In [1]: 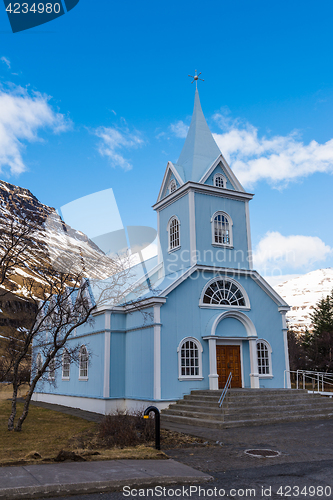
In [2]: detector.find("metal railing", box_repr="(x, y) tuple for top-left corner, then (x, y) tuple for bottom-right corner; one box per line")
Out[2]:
(284, 370), (333, 394)
(218, 372), (232, 408)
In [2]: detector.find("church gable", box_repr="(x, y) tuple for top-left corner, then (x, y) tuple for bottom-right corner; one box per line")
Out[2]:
(202, 162), (236, 191)
(199, 155), (245, 193)
(157, 161), (184, 202)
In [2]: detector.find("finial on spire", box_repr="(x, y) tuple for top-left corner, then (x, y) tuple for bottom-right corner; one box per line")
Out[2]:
(188, 69), (204, 89)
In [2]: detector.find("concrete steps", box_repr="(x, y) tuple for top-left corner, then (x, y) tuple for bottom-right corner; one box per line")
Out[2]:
(161, 388), (333, 429)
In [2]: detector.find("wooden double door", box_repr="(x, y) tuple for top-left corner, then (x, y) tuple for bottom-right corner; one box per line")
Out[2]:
(216, 345), (242, 389)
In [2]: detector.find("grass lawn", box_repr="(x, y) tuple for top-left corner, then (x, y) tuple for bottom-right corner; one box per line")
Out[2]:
(0, 384), (167, 466)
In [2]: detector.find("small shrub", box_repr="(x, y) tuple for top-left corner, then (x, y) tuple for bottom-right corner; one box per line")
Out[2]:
(98, 409), (155, 448)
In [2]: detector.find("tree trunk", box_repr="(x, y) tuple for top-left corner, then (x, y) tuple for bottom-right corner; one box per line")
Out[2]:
(14, 377), (38, 432)
(8, 379), (18, 431)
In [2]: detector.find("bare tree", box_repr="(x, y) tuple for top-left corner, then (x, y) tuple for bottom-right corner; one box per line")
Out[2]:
(0, 208), (150, 431)
(0, 295), (34, 386)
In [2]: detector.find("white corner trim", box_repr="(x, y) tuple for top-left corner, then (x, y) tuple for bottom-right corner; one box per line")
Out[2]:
(153, 304), (162, 400)
(280, 309), (291, 388)
(245, 201), (253, 270)
(103, 329), (111, 398)
(157, 211), (162, 265)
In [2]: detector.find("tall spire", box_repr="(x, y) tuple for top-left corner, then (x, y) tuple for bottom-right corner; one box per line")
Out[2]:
(175, 89), (221, 183)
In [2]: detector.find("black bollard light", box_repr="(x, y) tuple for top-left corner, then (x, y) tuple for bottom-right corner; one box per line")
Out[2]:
(143, 406), (160, 450)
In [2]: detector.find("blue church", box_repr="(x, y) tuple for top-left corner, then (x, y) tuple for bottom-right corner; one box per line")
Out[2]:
(33, 89), (291, 414)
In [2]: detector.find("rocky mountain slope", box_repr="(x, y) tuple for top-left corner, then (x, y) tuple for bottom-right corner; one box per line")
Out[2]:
(0, 179), (114, 298)
(273, 268), (333, 331)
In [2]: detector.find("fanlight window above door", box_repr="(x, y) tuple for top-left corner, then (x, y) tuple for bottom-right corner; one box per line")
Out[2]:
(202, 279), (246, 306)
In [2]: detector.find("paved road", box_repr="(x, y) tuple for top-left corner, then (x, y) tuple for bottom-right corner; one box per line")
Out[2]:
(41, 460), (333, 499)
(40, 418), (333, 500)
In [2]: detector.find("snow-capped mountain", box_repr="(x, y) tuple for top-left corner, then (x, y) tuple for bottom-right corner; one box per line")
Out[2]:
(273, 268), (333, 331)
(0, 179), (113, 298)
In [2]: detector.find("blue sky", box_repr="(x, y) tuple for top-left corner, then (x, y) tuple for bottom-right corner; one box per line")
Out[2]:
(1, 0), (333, 284)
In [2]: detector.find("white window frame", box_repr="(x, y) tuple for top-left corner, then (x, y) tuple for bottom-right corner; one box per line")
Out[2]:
(168, 179), (177, 194)
(177, 337), (203, 381)
(167, 215), (181, 252)
(199, 276), (250, 309)
(256, 339), (273, 378)
(79, 345), (89, 380)
(62, 349), (70, 380)
(211, 211), (233, 248)
(48, 359), (56, 381)
(214, 173), (227, 189)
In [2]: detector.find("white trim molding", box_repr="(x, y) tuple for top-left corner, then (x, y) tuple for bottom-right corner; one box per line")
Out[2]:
(211, 310), (257, 337)
(208, 337), (218, 390)
(153, 304), (162, 400)
(245, 201), (253, 270)
(153, 180), (253, 212)
(249, 338), (260, 388)
(188, 190), (197, 266)
(32, 393), (174, 415)
(103, 311), (111, 398)
(177, 336), (203, 381)
(279, 308), (291, 388)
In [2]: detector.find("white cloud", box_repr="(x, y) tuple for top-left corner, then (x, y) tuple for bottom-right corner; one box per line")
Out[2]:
(1, 57), (10, 69)
(94, 127), (143, 171)
(0, 85), (70, 175)
(212, 113), (333, 188)
(253, 231), (332, 272)
(170, 120), (189, 139)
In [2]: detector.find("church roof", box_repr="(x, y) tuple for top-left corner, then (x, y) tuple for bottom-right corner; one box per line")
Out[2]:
(175, 89), (222, 183)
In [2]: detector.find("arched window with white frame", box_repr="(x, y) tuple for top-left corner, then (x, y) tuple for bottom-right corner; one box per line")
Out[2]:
(167, 216), (180, 251)
(169, 179), (177, 194)
(177, 337), (203, 380)
(62, 349), (70, 380)
(79, 345), (88, 380)
(200, 277), (249, 308)
(211, 211), (233, 247)
(257, 340), (272, 377)
(214, 173), (226, 189)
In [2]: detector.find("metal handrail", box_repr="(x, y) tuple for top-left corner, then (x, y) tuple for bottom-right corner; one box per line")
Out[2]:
(284, 369), (333, 393)
(218, 372), (232, 408)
